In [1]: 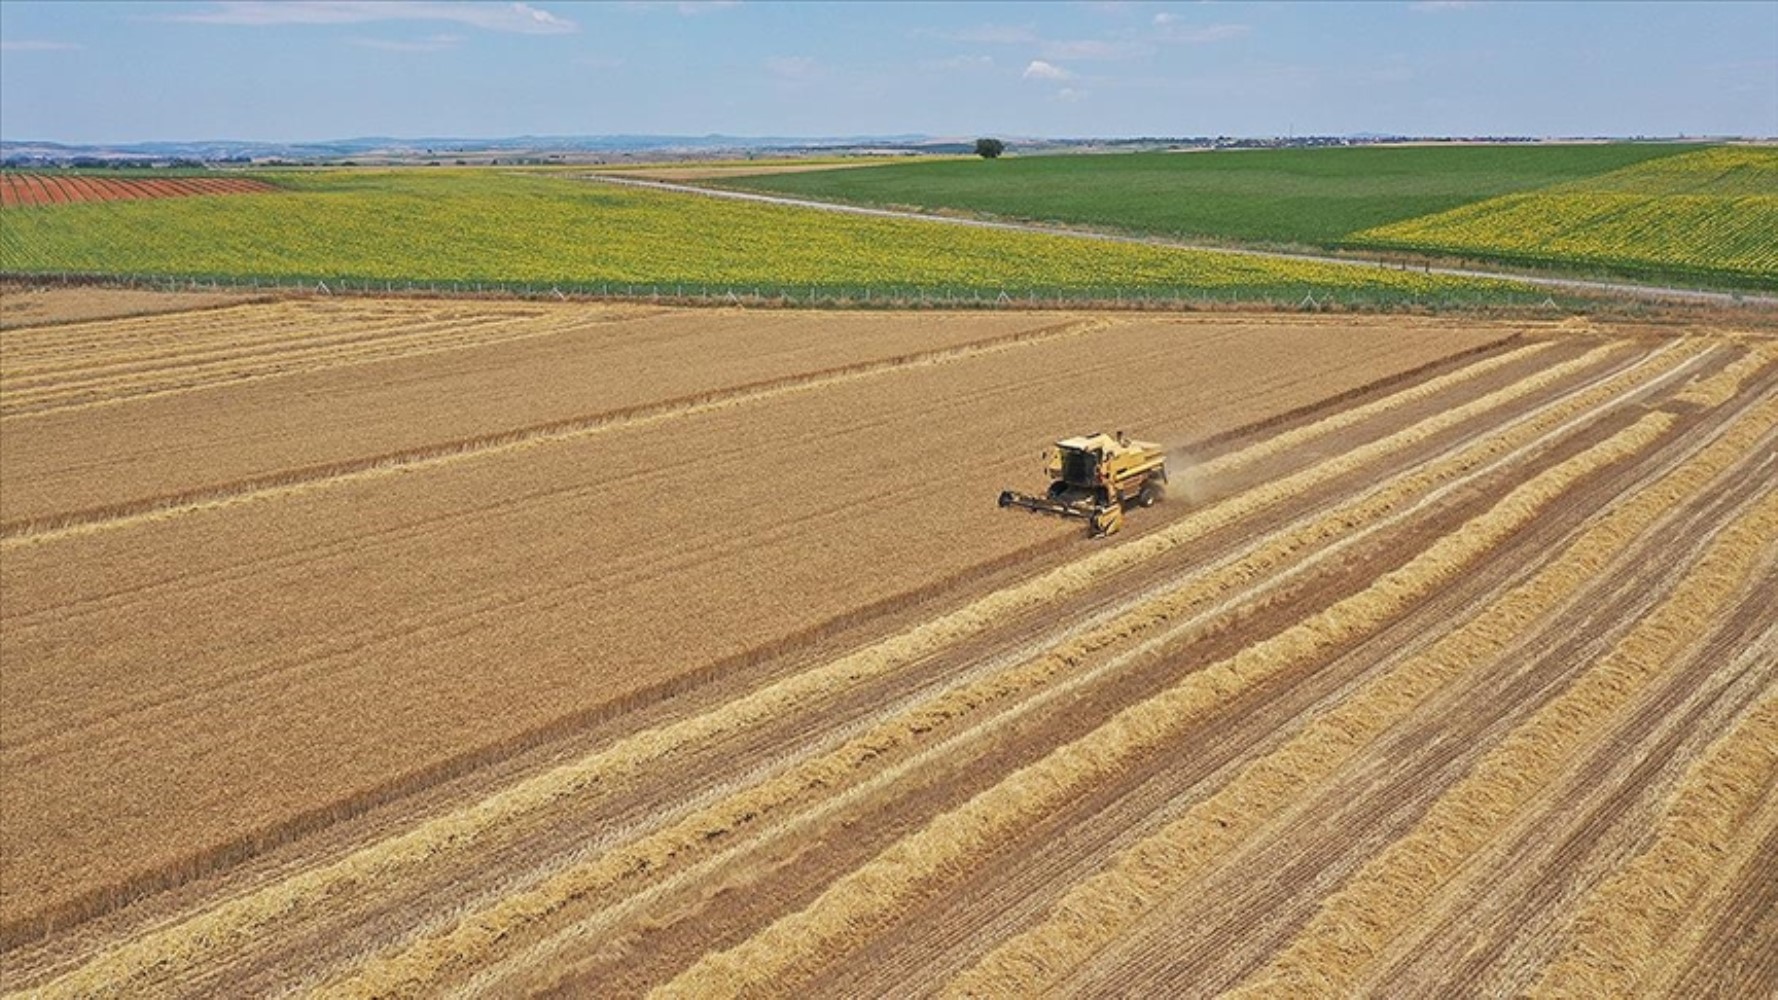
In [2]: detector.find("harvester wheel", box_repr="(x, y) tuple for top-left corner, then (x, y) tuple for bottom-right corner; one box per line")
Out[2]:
(1138, 477), (1166, 508)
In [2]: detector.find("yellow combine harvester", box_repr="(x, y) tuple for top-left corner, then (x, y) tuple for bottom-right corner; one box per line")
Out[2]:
(998, 431), (1168, 537)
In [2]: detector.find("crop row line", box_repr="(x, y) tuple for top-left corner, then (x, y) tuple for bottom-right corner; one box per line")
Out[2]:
(464, 336), (1713, 996)
(0, 312), (593, 418)
(0, 312), (525, 388)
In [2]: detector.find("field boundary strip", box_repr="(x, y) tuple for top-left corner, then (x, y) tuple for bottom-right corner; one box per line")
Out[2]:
(946, 390), (1778, 997)
(15, 338), (1596, 995)
(319, 338), (1701, 996)
(652, 412), (1677, 997)
(0, 316), (1123, 544)
(1229, 448), (1778, 998)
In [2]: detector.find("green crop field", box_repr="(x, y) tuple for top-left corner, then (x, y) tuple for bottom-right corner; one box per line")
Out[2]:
(0, 168), (1526, 306)
(713, 144), (1700, 248)
(711, 143), (1776, 290)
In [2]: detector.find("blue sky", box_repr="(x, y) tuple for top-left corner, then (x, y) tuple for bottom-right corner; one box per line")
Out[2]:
(2, 1), (1773, 143)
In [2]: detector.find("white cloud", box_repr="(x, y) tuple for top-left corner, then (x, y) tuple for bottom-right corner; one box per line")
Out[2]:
(0, 39), (84, 51)
(1022, 60), (1074, 81)
(349, 33), (462, 51)
(1056, 87), (1087, 103)
(1154, 12), (1179, 27)
(160, 2), (577, 35)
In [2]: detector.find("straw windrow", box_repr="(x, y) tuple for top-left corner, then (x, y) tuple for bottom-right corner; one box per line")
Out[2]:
(1674, 342), (1775, 407)
(1230, 471), (1778, 998)
(1528, 690), (1778, 999)
(946, 391), (1778, 998)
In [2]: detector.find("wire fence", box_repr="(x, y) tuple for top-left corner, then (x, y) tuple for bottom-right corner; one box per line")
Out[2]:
(3, 268), (1593, 314)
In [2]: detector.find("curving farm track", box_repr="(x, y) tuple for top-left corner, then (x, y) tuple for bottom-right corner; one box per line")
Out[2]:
(0, 296), (1773, 997)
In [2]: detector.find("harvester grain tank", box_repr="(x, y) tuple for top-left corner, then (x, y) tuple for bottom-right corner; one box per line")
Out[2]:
(998, 431), (1168, 537)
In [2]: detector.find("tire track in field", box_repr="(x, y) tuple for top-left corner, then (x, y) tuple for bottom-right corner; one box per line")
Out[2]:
(14, 339), (1620, 995)
(349, 339), (1682, 998)
(652, 415), (1675, 997)
(1229, 468), (1778, 998)
(0, 316), (1122, 544)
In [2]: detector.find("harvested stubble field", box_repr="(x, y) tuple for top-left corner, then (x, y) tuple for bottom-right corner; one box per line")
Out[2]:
(1, 294), (1773, 998)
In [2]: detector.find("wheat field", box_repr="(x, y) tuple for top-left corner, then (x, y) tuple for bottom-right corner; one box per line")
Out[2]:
(1, 290), (1772, 997)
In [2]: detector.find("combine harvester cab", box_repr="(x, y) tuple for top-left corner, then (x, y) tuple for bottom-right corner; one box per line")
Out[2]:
(999, 431), (1168, 537)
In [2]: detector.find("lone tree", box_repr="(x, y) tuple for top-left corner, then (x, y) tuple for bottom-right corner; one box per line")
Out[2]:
(974, 137), (1006, 159)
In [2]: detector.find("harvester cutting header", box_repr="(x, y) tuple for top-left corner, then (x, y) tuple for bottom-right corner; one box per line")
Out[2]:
(999, 431), (1168, 537)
